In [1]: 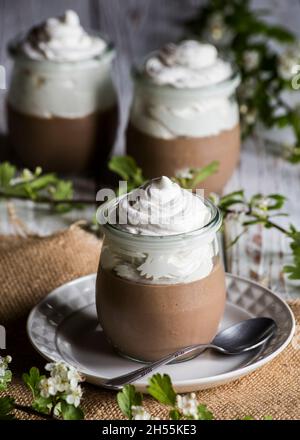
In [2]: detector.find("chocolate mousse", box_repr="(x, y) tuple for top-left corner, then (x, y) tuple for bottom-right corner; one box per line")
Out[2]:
(7, 105), (117, 174)
(97, 260), (225, 362)
(127, 123), (240, 194)
(96, 176), (226, 362)
(126, 40), (241, 193)
(7, 10), (118, 175)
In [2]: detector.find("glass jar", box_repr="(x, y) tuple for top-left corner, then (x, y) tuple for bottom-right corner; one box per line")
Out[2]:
(126, 71), (240, 194)
(7, 36), (118, 175)
(96, 196), (226, 362)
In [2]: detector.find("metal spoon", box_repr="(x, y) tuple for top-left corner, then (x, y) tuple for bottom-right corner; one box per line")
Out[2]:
(100, 317), (277, 390)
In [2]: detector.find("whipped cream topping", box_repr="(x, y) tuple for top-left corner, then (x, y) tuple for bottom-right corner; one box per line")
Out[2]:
(130, 94), (239, 139)
(130, 40), (239, 139)
(100, 177), (219, 284)
(143, 40), (232, 88)
(19, 10), (107, 62)
(111, 176), (211, 236)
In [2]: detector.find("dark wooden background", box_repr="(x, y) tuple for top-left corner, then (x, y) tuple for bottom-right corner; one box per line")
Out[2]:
(1, 0), (300, 153)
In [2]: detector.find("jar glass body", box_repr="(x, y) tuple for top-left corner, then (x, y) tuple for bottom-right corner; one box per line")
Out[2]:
(127, 72), (240, 193)
(7, 47), (118, 175)
(96, 197), (226, 362)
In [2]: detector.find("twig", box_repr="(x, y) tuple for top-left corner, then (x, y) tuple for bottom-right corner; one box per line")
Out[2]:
(0, 191), (97, 206)
(224, 208), (291, 236)
(14, 403), (56, 420)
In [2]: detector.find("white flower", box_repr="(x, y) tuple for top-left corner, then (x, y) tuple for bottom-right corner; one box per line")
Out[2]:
(240, 104), (248, 115)
(46, 362), (68, 380)
(207, 13), (227, 42)
(0, 355), (12, 379)
(52, 375), (69, 393)
(67, 367), (83, 390)
(175, 168), (193, 180)
(278, 44), (300, 80)
(42, 362), (84, 398)
(243, 50), (260, 72)
(0, 355), (12, 368)
(39, 379), (55, 398)
(131, 405), (153, 420)
(245, 109), (257, 125)
(238, 78), (257, 99)
(176, 393), (198, 419)
(66, 385), (83, 408)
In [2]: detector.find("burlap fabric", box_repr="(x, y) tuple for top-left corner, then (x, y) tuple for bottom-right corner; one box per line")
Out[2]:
(0, 225), (299, 420)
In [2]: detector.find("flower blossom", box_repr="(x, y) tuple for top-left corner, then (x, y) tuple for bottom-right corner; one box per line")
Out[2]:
(176, 392), (198, 419)
(243, 50), (260, 72)
(278, 45), (300, 80)
(39, 361), (84, 407)
(131, 405), (160, 420)
(0, 355), (12, 379)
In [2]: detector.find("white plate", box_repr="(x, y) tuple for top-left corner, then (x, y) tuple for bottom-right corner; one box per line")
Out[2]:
(27, 273), (295, 393)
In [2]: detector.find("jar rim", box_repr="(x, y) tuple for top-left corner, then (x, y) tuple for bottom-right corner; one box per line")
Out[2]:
(97, 194), (222, 244)
(7, 29), (115, 64)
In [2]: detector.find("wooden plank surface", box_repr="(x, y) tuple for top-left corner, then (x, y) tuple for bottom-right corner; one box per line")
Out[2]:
(0, 0), (300, 299)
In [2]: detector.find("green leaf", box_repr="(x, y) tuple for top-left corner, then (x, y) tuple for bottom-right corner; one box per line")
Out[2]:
(258, 24), (295, 42)
(108, 155), (145, 194)
(218, 190), (245, 210)
(51, 180), (73, 201)
(242, 415), (255, 420)
(60, 401), (84, 420)
(263, 415), (273, 420)
(0, 162), (16, 188)
(283, 231), (300, 280)
(197, 404), (214, 420)
(147, 374), (176, 407)
(190, 161), (219, 188)
(0, 397), (15, 420)
(22, 367), (43, 397)
(250, 193), (286, 211)
(169, 409), (181, 420)
(109, 155), (144, 182)
(15, 174), (59, 199)
(117, 384), (143, 419)
(32, 396), (53, 415)
(50, 180), (74, 213)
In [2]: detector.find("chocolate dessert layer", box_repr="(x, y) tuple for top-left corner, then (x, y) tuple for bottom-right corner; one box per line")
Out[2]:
(96, 260), (226, 362)
(127, 123), (240, 194)
(7, 103), (118, 175)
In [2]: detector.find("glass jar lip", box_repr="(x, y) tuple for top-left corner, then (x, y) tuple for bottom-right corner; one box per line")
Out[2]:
(98, 194), (222, 244)
(7, 29), (115, 64)
(131, 56), (240, 96)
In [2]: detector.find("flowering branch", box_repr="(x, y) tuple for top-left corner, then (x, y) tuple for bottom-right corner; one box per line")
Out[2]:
(0, 357), (85, 420)
(1, 156), (299, 280)
(117, 373), (272, 420)
(186, 0), (300, 162)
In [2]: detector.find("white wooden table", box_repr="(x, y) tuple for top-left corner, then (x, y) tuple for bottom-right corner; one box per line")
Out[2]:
(1, 0), (300, 300)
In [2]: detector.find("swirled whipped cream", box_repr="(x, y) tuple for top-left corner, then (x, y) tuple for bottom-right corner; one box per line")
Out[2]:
(111, 176), (210, 235)
(131, 40), (239, 139)
(19, 10), (107, 62)
(143, 40), (231, 88)
(100, 177), (218, 284)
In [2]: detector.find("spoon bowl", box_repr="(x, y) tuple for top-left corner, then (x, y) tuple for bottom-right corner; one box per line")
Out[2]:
(212, 318), (277, 354)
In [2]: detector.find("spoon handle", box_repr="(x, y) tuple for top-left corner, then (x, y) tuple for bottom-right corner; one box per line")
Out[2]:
(101, 343), (213, 389)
